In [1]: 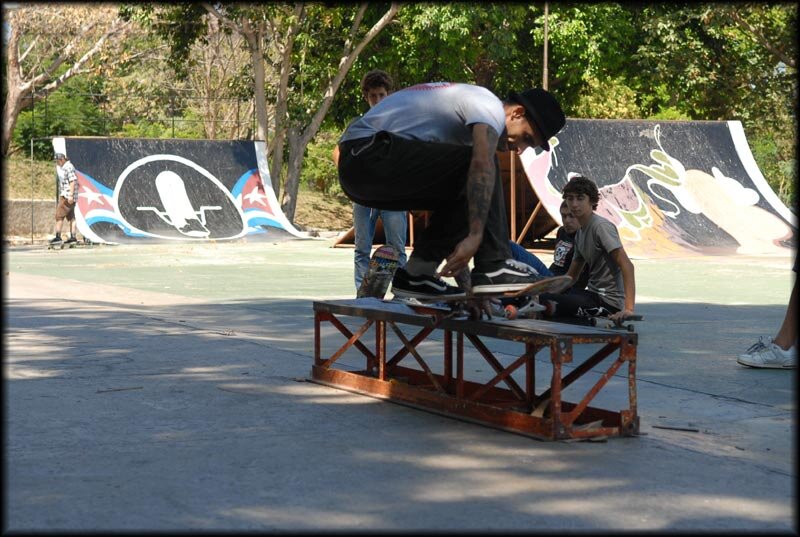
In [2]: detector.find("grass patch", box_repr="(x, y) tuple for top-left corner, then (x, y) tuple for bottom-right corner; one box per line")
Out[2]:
(4, 154), (58, 200)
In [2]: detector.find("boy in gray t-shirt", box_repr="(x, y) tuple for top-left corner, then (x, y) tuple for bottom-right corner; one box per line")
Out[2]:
(540, 175), (637, 324)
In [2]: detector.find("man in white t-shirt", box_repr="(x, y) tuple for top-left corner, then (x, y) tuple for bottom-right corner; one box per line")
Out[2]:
(336, 83), (566, 298)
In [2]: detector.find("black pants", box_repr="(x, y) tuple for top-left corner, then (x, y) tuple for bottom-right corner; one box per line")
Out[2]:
(540, 288), (620, 318)
(337, 132), (511, 270)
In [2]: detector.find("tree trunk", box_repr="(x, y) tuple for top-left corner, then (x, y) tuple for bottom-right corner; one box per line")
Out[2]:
(279, 2), (399, 222)
(2, 24), (24, 157)
(281, 128), (306, 223)
(269, 3), (304, 200)
(2, 86), (26, 157)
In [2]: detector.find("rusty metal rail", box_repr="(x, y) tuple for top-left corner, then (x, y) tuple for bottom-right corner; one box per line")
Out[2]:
(311, 299), (639, 441)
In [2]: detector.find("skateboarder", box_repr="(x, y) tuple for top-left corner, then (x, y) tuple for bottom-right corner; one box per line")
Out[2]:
(336, 83), (566, 299)
(539, 175), (637, 324)
(49, 153), (79, 247)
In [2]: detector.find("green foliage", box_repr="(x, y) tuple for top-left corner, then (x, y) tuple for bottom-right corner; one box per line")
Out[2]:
(647, 107), (692, 121)
(300, 128), (341, 194)
(8, 2), (796, 209)
(749, 128), (797, 208)
(536, 3), (640, 108)
(121, 3), (209, 80)
(573, 77), (641, 119)
(13, 80), (107, 159)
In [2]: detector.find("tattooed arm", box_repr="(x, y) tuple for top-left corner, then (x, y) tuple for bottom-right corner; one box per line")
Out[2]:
(438, 123), (499, 278)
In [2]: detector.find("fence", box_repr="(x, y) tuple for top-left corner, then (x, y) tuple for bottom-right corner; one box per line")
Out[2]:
(23, 90), (258, 141)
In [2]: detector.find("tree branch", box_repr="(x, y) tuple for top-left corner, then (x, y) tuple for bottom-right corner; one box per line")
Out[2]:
(37, 17), (131, 94)
(202, 2), (245, 36)
(729, 11), (795, 68)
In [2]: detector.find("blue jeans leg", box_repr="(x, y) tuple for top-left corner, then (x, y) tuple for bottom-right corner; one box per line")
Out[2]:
(353, 203), (378, 290)
(509, 241), (553, 277)
(378, 210), (408, 267)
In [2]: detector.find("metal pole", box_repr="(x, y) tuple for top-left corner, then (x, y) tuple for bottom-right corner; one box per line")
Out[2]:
(171, 94), (175, 138)
(30, 137), (34, 245)
(543, 2), (549, 90)
(31, 88), (35, 244)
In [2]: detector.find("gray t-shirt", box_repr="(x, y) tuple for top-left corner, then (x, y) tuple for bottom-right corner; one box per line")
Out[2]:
(573, 213), (625, 310)
(340, 82), (505, 146)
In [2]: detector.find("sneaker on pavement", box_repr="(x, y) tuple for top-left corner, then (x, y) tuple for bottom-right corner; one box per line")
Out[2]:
(471, 259), (542, 294)
(741, 336), (772, 355)
(391, 267), (466, 299)
(737, 342), (796, 369)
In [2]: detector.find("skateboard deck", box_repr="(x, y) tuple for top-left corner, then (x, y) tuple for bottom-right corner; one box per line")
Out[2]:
(587, 314), (643, 330)
(47, 239), (93, 250)
(395, 274), (573, 320)
(556, 313), (644, 331)
(357, 244), (401, 299)
(402, 274), (573, 304)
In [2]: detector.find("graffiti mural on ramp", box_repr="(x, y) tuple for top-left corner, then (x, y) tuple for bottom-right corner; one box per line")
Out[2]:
(53, 137), (307, 244)
(519, 119), (796, 257)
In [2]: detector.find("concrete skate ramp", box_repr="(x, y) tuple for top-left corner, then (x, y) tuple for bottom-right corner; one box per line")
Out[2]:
(520, 119), (796, 257)
(53, 137), (308, 244)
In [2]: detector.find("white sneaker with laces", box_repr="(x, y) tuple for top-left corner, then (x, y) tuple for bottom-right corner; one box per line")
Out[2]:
(737, 342), (797, 369)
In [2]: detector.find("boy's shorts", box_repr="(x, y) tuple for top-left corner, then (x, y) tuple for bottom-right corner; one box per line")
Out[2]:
(55, 196), (75, 220)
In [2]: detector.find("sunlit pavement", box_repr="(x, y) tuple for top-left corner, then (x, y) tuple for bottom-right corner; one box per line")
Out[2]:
(4, 239), (796, 531)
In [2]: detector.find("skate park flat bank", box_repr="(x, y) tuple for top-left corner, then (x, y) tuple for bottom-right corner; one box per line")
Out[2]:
(4, 238), (796, 532)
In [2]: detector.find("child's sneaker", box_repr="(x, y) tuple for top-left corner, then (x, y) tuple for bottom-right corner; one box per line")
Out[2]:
(64, 236), (78, 245)
(471, 259), (542, 294)
(49, 236), (63, 245)
(737, 341), (796, 369)
(391, 267), (465, 299)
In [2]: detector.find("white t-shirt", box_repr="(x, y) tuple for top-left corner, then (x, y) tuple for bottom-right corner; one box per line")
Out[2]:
(340, 82), (505, 146)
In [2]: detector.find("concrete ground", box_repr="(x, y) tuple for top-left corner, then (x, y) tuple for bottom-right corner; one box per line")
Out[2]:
(4, 237), (797, 532)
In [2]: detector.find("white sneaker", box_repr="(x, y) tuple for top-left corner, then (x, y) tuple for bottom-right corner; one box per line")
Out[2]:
(737, 342), (797, 369)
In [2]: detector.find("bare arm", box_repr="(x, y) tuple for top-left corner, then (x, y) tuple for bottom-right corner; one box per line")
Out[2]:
(609, 246), (636, 321)
(332, 144), (340, 167)
(438, 123), (499, 277)
(565, 258), (585, 283)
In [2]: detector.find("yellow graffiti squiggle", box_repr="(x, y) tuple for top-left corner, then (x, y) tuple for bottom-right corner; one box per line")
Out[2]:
(626, 125), (697, 218)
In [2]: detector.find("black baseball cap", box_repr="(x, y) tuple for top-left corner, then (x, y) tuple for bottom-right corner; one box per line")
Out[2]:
(507, 88), (566, 151)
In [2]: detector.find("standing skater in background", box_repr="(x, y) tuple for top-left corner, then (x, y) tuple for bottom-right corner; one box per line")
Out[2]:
(334, 69), (408, 292)
(49, 153), (79, 246)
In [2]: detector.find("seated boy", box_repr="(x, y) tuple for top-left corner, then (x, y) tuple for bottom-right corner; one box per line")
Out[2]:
(501, 201), (590, 316)
(540, 175), (636, 324)
(508, 200), (590, 285)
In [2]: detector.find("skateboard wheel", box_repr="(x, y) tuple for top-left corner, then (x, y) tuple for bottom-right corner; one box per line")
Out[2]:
(504, 305), (518, 320)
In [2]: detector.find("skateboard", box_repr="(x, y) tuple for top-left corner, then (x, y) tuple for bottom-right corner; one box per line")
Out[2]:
(357, 244), (402, 299)
(47, 239), (93, 250)
(587, 314), (644, 331)
(395, 274), (573, 320)
(556, 313), (645, 331)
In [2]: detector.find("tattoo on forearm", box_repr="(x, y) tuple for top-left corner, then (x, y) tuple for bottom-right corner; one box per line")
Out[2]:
(467, 126), (499, 234)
